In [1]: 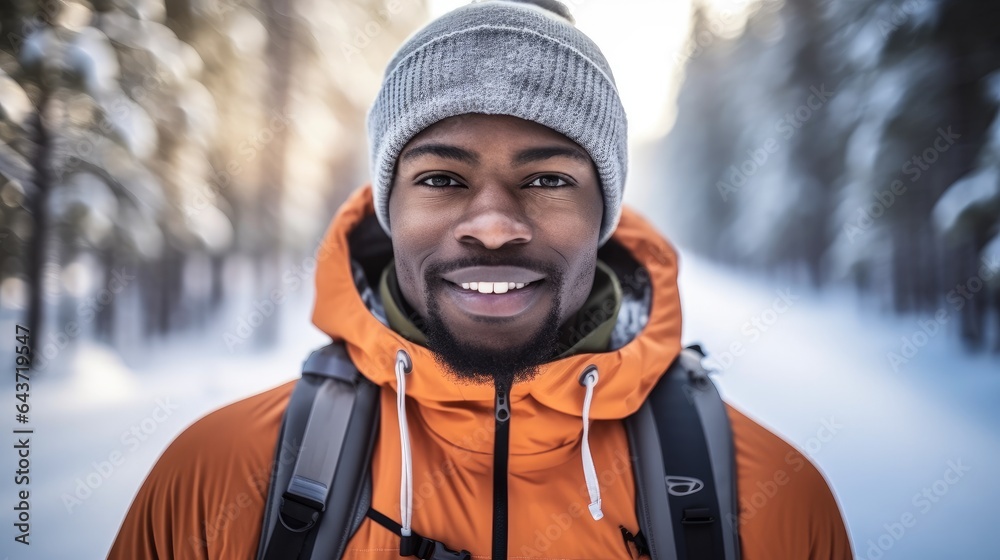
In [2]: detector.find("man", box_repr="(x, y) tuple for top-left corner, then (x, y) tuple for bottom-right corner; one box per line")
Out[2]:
(110, 1), (853, 558)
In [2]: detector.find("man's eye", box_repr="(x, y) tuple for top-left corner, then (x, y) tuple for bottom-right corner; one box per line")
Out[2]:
(419, 175), (462, 187)
(527, 175), (569, 188)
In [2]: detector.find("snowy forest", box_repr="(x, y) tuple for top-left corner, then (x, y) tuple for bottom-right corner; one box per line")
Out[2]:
(651, 0), (1000, 351)
(0, 0), (428, 369)
(1, 0), (999, 372)
(0, 1), (997, 559)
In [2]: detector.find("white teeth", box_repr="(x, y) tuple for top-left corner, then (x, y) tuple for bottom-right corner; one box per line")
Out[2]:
(457, 281), (533, 292)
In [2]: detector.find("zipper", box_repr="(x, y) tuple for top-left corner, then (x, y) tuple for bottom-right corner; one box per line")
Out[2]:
(492, 388), (511, 559)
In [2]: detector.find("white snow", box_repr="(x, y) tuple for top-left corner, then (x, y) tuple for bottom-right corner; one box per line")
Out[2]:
(987, 70), (1000, 103)
(678, 253), (999, 560)
(50, 171), (119, 221)
(931, 165), (1000, 233)
(18, 28), (61, 70)
(0, 293), (327, 558)
(982, 231), (1000, 266)
(0, 254), (997, 559)
(184, 203), (235, 254)
(66, 27), (122, 96)
(98, 92), (158, 160)
(0, 70), (33, 128)
(177, 80), (218, 148)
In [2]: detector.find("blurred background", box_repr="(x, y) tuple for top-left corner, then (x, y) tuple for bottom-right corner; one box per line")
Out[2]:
(0, 0), (997, 558)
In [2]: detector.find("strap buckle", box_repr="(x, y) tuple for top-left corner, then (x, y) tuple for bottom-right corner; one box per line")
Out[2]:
(620, 526), (650, 558)
(401, 534), (471, 560)
(277, 492), (324, 533)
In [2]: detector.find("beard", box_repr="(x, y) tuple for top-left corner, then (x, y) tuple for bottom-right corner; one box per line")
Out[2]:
(421, 257), (564, 391)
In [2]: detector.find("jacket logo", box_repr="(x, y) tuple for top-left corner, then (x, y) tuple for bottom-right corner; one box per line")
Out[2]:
(665, 476), (704, 496)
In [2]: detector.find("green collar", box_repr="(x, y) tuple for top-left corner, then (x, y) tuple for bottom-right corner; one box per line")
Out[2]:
(378, 260), (622, 359)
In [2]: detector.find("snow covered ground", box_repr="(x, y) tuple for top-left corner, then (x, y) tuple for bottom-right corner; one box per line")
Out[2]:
(0, 253), (997, 559)
(0, 292), (329, 560)
(678, 255), (999, 560)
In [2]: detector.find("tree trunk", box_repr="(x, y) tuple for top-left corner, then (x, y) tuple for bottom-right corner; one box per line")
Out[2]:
(95, 247), (116, 342)
(255, 0), (297, 347)
(26, 84), (52, 372)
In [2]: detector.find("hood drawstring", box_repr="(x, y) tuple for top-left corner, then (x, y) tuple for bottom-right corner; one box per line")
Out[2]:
(395, 351), (604, 537)
(579, 365), (604, 521)
(395, 349), (414, 537)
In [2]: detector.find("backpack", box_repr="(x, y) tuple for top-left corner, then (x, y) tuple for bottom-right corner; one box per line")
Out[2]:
(256, 342), (741, 560)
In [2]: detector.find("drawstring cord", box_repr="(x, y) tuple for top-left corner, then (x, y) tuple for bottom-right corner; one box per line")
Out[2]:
(395, 350), (604, 542)
(380, 348), (472, 559)
(395, 349), (414, 537)
(579, 365), (604, 521)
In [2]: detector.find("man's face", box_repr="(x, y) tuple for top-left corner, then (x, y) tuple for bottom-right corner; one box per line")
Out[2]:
(388, 114), (603, 387)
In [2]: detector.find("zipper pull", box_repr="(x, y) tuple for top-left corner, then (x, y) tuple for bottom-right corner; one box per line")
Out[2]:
(495, 390), (510, 423)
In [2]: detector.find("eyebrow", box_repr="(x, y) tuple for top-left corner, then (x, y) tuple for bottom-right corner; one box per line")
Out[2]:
(400, 143), (479, 165)
(399, 143), (592, 167)
(512, 146), (591, 166)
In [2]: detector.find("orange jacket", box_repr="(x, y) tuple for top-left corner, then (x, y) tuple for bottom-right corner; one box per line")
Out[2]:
(109, 185), (853, 559)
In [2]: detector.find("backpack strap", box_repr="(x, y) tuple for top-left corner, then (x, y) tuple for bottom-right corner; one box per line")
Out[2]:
(256, 342), (381, 560)
(366, 508), (472, 560)
(625, 345), (741, 560)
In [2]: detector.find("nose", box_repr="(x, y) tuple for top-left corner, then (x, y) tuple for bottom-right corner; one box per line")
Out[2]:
(453, 185), (532, 249)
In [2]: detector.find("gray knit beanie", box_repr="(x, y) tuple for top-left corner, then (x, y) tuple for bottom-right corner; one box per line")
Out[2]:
(366, 0), (628, 246)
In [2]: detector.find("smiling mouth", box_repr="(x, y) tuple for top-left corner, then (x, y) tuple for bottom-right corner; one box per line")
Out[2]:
(439, 279), (546, 319)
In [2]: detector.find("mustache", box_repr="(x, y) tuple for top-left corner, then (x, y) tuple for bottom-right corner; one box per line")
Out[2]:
(424, 254), (563, 280)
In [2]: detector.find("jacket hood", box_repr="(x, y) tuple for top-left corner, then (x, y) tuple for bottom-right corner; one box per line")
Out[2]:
(311, 185), (681, 461)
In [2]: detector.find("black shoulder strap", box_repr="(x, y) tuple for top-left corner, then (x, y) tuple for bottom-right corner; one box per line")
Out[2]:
(625, 345), (741, 560)
(256, 342), (380, 560)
